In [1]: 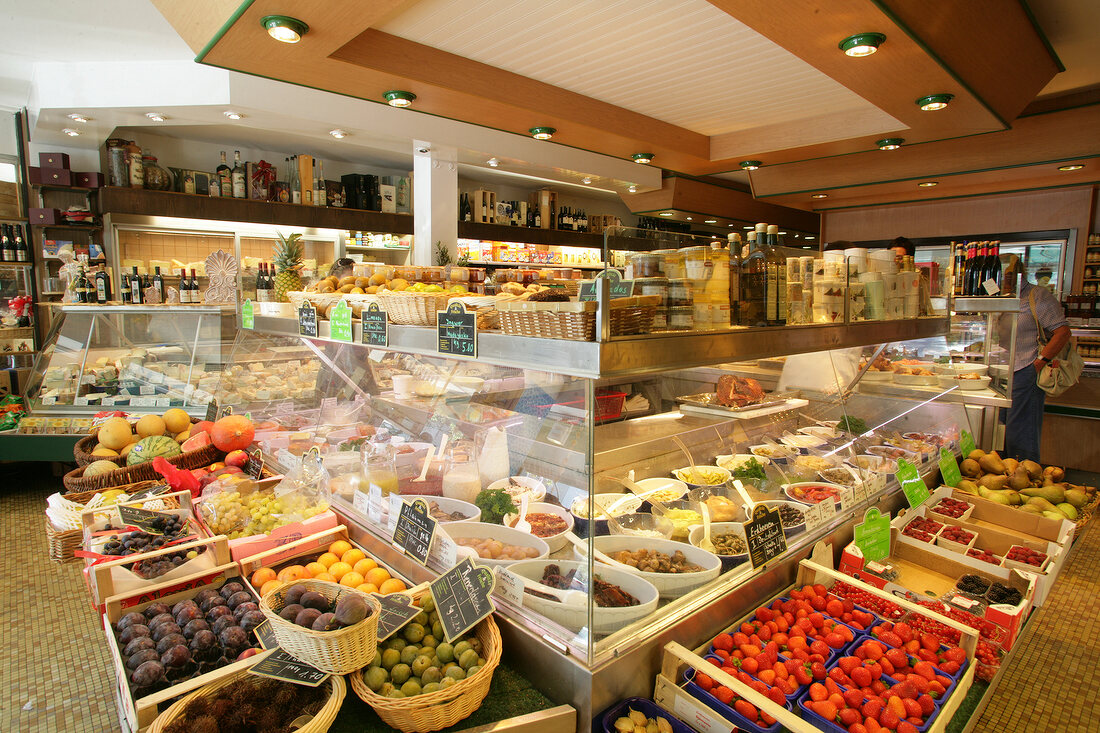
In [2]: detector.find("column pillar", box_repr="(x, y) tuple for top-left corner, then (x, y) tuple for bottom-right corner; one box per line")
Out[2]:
(412, 141), (458, 267)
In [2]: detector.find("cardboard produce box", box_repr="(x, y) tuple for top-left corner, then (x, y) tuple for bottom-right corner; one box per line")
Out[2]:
(937, 485), (1074, 545)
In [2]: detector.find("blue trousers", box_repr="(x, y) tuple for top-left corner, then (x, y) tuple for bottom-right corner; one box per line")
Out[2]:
(1003, 366), (1045, 462)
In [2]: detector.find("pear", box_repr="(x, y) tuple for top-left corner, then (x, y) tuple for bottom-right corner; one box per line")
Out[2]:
(1021, 460), (1043, 480)
(978, 454), (1007, 475)
(1027, 496), (1057, 512)
(968, 449), (986, 461)
(985, 491), (1012, 505)
(1008, 467), (1031, 491)
(1064, 489), (1088, 509)
(1056, 503), (1078, 520)
(1043, 510), (1068, 521)
(960, 459), (981, 478)
(1048, 466), (1065, 482)
(956, 480), (979, 495)
(978, 474), (1008, 491)
(1022, 485), (1065, 504)
(1004, 489), (1022, 505)
(1003, 458), (1019, 475)
(1017, 503), (1041, 514)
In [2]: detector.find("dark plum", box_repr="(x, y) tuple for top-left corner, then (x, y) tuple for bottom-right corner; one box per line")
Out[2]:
(152, 622), (182, 642)
(226, 591), (253, 610)
(143, 602), (171, 620)
(119, 624), (150, 645)
(219, 626), (248, 650)
(279, 603), (304, 623)
(211, 615), (239, 636)
(155, 633), (188, 655)
(240, 610), (266, 634)
(171, 599), (199, 616)
(125, 649), (160, 670)
(116, 612), (147, 632)
(182, 619), (210, 639)
(233, 602), (259, 621)
(174, 605), (202, 626)
(194, 588), (219, 605)
(160, 644), (191, 668)
(206, 605), (233, 623)
(123, 637), (156, 657)
(147, 613), (175, 632)
(219, 582), (245, 600)
(200, 595), (227, 614)
(130, 660), (165, 686)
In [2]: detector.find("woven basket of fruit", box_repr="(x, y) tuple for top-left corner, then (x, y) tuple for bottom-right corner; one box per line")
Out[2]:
(348, 589), (502, 733)
(377, 291), (454, 327)
(147, 665), (346, 733)
(47, 482), (179, 563)
(259, 579), (382, 675)
(74, 414), (215, 468)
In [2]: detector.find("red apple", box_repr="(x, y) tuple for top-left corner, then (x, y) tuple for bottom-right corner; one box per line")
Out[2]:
(236, 648), (259, 661)
(225, 450), (249, 469)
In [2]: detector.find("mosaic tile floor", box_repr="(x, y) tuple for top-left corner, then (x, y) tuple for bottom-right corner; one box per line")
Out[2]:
(2, 463), (116, 733)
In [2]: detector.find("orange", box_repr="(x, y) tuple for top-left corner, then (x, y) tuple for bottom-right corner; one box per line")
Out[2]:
(251, 567), (277, 587)
(328, 561), (353, 581)
(341, 548), (367, 566)
(312, 572), (336, 582)
(340, 571), (365, 588)
(316, 552), (340, 568)
(328, 540), (352, 557)
(260, 579), (282, 597)
(353, 558), (377, 576)
(379, 578), (407, 594)
(365, 567), (391, 588)
(277, 565), (308, 582)
(356, 582), (379, 594)
(305, 562), (328, 577)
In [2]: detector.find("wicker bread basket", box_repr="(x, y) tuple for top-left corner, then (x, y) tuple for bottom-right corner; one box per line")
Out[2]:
(496, 300), (597, 341)
(62, 442), (223, 493)
(608, 294), (661, 335)
(377, 291), (454, 326)
(147, 666), (346, 733)
(259, 579), (382, 675)
(73, 417), (214, 468)
(349, 614), (502, 733)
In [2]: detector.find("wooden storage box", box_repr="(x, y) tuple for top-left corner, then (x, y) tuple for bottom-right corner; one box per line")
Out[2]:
(39, 152), (71, 168)
(29, 207), (63, 225)
(28, 167), (72, 186)
(75, 171), (105, 188)
(531, 188), (557, 230)
(471, 189), (496, 223)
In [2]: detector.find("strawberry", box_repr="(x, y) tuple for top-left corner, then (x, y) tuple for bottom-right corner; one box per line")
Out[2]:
(850, 724), (869, 733)
(898, 722), (920, 733)
(694, 672), (713, 691)
(714, 686), (734, 705)
(733, 699), (757, 721)
(918, 693), (935, 715)
(810, 682), (829, 701)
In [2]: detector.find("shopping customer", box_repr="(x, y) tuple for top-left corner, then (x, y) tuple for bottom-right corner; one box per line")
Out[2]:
(1001, 279), (1071, 462)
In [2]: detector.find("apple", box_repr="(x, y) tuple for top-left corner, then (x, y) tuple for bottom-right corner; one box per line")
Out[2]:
(225, 450), (249, 469)
(236, 648), (259, 661)
(212, 466), (244, 477)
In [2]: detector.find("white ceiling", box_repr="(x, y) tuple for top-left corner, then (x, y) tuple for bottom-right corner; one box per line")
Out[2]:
(378, 0), (900, 138)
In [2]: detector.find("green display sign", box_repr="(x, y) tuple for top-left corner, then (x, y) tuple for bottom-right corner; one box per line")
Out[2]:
(896, 458), (930, 508)
(939, 448), (962, 488)
(960, 430), (976, 458)
(329, 300), (353, 342)
(241, 299), (254, 329)
(853, 507), (891, 563)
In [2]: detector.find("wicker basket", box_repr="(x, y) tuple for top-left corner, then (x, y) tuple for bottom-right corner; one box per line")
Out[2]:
(288, 290), (343, 312)
(49, 482), (180, 562)
(378, 292), (453, 326)
(147, 665), (346, 733)
(62, 442), (223, 493)
(259, 579), (382, 675)
(349, 614), (502, 733)
(496, 300), (597, 341)
(608, 295), (661, 335)
(73, 417), (214, 468)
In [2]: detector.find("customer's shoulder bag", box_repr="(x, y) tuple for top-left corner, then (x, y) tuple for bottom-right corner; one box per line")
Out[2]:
(1029, 288), (1082, 396)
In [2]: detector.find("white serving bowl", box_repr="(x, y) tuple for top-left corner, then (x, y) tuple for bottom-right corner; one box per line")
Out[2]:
(750, 444), (799, 464)
(441, 521), (550, 567)
(933, 362), (989, 376)
(757, 499), (809, 537)
(847, 454), (898, 474)
(632, 477), (689, 504)
(445, 376), (486, 394)
(937, 375), (992, 391)
(687, 522), (750, 572)
(783, 481), (847, 507)
(569, 493), (643, 536)
(487, 475), (547, 503)
(893, 371), (939, 386)
(672, 465), (732, 488)
(402, 495), (481, 523)
(574, 535), (722, 598)
(501, 559), (659, 635)
(503, 502), (574, 553)
(716, 453), (771, 471)
(867, 445), (921, 465)
(392, 442), (433, 470)
(780, 434), (828, 452)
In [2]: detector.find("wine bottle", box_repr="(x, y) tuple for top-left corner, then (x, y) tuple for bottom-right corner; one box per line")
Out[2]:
(14, 225), (27, 262)
(289, 155), (301, 204)
(217, 151), (233, 198)
(727, 232), (742, 325)
(986, 240), (1002, 294)
(963, 242), (977, 296)
(951, 241), (965, 296)
(231, 150), (246, 199)
(190, 269), (200, 303)
(534, 207), (542, 228)
(2, 225), (13, 262)
(0, 225), (9, 263)
(315, 160), (326, 207)
(178, 268), (190, 303)
(739, 230), (767, 327)
(766, 225), (786, 325)
(153, 266), (165, 302)
(95, 263), (111, 303)
(130, 266), (143, 304)
(255, 263), (267, 302)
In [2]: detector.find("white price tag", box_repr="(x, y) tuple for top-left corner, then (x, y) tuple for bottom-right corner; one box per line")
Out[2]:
(366, 485), (384, 524)
(79, 374), (96, 385)
(854, 483), (869, 503)
(155, 398), (171, 407)
(820, 498), (837, 521)
(494, 568), (524, 607)
(42, 396), (57, 405)
(869, 473), (886, 495)
(803, 502), (824, 531)
(672, 691), (727, 733)
(320, 397), (337, 412)
(430, 531), (457, 568)
(139, 385), (156, 395)
(73, 397), (89, 406)
(131, 396), (156, 407)
(951, 595), (978, 609)
(352, 488), (371, 518)
(839, 489), (855, 512)
(982, 278), (1001, 296)
(100, 396), (115, 406)
(387, 494), (405, 532)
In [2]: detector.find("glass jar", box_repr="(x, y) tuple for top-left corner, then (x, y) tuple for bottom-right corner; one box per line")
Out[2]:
(635, 277), (669, 307)
(448, 266), (470, 282)
(681, 246), (710, 280)
(667, 279), (694, 307)
(669, 306), (694, 330)
(105, 139), (130, 187)
(442, 443), (481, 503)
(125, 140), (143, 188)
(142, 154), (172, 191)
(516, 269), (538, 285)
(395, 265), (418, 282)
(468, 268), (487, 283)
(629, 253), (663, 278)
(655, 249), (684, 279)
(371, 264), (395, 280)
(362, 443), (399, 497)
(420, 266), (445, 283)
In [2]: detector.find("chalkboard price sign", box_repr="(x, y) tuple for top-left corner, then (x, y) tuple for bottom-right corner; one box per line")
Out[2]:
(117, 505), (175, 534)
(429, 557), (496, 643)
(746, 503), (788, 570)
(249, 648), (329, 687)
(578, 268), (635, 301)
(437, 302), (477, 358)
(253, 619), (278, 650)
(371, 592), (422, 641)
(298, 303), (318, 338)
(391, 498), (437, 565)
(204, 399), (219, 422)
(247, 448), (265, 480)
(361, 303), (389, 347)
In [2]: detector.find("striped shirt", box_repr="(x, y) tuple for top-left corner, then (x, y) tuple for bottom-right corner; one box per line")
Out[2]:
(1015, 282), (1068, 368)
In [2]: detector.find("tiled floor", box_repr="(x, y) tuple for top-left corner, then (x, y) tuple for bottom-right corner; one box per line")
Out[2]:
(970, 505), (1100, 732)
(2, 463), (116, 733)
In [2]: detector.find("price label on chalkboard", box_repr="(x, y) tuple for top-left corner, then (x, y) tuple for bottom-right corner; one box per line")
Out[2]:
(205, 399), (219, 422)
(249, 648), (329, 687)
(371, 592), (422, 641)
(298, 303), (318, 338)
(437, 302), (477, 358)
(329, 300), (353, 342)
(361, 303), (389, 347)
(578, 268), (635, 301)
(241, 299), (254, 330)
(391, 498), (437, 565)
(960, 430), (976, 458)
(939, 448), (962, 488)
(429, 557), (496, 643)
(897, 458), (930, 508)
(247, 448), (265, 480)
(253, 619), (278, 650)
(853, 507), (892, 563)
(746, 503), (788, 570)
(117, 505), (174, 534)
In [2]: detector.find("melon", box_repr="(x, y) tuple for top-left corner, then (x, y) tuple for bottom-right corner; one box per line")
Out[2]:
(85, 460), (121, 477)
(120, 443), (135, 459)
(126, 435), (182, 466)
(181, 431), (212, 453)
(210, 415), (255, 452)
(97, 417), (133, 451)
(136, 414), (167, 438)
(163, 408), (191, 434)
(175, 429), (191, 443)
(90, 445), (118, 457)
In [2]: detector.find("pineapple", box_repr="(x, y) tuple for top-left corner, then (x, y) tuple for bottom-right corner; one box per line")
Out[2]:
(273, 232), (304, 302)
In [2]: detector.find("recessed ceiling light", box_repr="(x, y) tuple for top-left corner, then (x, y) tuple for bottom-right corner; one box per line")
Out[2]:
(581, 177), (592, 184)
(780, 231), (787, 235)
(224, 111), (244, 120)
(627, 185), (637, 193)
(811, 193), (828, 199)
(659, 212), (674, 216)
(793, 234), (800, 238)
(67, 114), (90, 123)
(686, 216), (693, 221)
(328, 129), (347, 139)
(145, 113), (166, 122)
(876, 138), (904, 150)
(632, 153), (653, 164)
(728, 224), (734, 227)
(529, 127), (555, 140)
(740, 160), (763, 171)
(704, 219), (717, 224)
(484, 158), (499, 168)
(839, 32), (886, 57)
(803, 245), (812, 249)
(384, 90), (416, 108)
(1058, 164), (1085, 171)
(261, 15), (309, 43)
(805, 236), (815, 240)
(743, 226), (753, 230)
(916, 94), (953, 111)
(918, 181), (939, 187)
(62, 128), (80, 137)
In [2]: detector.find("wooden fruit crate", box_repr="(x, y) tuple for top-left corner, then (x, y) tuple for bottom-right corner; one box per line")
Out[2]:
(654, 555), (978, 733)
(102, 566), (274, 732)
(80, 489), (202, 557)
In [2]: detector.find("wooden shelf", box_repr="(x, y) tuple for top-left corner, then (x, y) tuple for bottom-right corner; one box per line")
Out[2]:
(457, 220), (605, 247)
(38, 223), (101, 231)
(466, 260), (609, 270)
(98, 187), (414, 234)
(32, 183), (99, 194)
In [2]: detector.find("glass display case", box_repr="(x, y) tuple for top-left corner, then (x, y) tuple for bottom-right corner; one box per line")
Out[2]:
(25, 304), (235, 415)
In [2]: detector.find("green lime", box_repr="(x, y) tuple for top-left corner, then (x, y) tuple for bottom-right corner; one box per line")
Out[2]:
(421, 597), (435, 613)
(453, 641), (472, 659)
(386, 690), (405, 699)
(369, 650), (382, 667)
(432, 621), (443, 640)
(385, 637), (407, 652)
